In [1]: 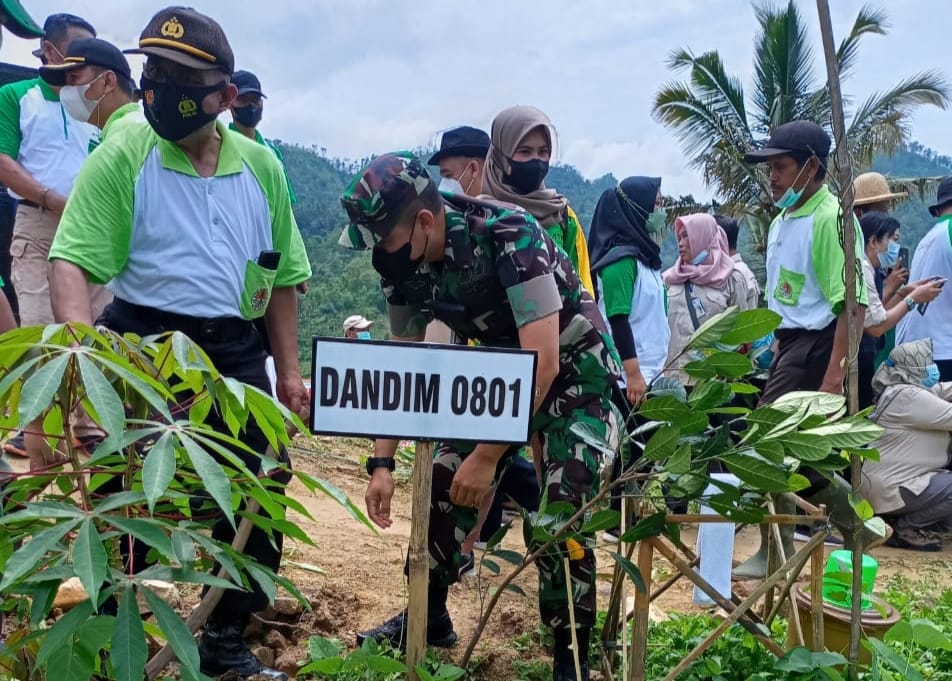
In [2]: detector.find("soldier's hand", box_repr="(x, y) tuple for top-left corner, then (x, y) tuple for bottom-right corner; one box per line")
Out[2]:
(366, 469), (395, 529)
(450, 451), (496, 508)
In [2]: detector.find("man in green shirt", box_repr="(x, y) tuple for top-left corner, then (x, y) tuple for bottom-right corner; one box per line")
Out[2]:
(228, 69), (296, 204)
(48, 7), (309, 680)
(38, 37), (140, 145)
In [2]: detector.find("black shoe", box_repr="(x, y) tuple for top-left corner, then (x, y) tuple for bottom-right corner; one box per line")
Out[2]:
(552, 627), (590, 681)
(198, 622), (288, 680)
(553, 652), (590, 681)
(356, 609), (457, 650)
(458, 552), (475, 579)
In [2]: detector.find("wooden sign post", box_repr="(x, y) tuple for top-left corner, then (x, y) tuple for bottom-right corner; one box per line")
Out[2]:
(310, 337), (536, 680)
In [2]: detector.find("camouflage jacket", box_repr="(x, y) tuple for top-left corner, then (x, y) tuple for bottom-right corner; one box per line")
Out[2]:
(385, 193), (620, 369)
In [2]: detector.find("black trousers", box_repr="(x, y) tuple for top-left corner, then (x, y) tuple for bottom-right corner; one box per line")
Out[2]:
(480, 454), (539, 542)
(760, 323), (837, 494)
(97, 298), (288, 622)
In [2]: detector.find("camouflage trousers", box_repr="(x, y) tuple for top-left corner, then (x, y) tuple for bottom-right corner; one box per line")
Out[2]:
(425, 353), (619, 632)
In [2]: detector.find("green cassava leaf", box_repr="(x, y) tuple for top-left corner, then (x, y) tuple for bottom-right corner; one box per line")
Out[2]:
(142, 587), (204, 681)
(19, 352), (70, 425)
(73, 519), (108, 607)
(112, 586), (148, 681)
(141, 431), (176, 513)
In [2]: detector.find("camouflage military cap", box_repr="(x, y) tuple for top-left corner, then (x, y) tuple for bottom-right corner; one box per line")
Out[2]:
(338, 151), (434, 250)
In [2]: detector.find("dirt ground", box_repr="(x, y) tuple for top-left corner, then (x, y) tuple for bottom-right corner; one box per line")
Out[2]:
(272, 435), (952, 678)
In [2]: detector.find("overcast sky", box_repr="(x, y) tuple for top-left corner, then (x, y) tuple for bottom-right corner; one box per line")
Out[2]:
(4, 0), (949, 198)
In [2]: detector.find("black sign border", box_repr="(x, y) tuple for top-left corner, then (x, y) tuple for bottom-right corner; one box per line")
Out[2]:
(309, 336), (538, 444)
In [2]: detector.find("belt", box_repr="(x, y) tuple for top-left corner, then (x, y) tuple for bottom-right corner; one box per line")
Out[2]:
(110, 298), (254, 342)
(19, 200), (40, 209)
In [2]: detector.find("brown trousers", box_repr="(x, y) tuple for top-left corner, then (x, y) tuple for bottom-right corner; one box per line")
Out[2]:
(10, 204), (112, 325)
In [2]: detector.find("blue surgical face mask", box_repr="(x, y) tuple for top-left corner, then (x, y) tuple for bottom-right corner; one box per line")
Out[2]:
(923, 363), (941, 388)
(774, 161), (811, 210)
(646, 210), (666, 234)
(878, 240), (900, 268)
(357, 331), (372, 340)
(690, 249), (709, 266)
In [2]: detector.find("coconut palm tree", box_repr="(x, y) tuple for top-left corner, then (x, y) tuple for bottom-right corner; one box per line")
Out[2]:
(653, 1), (949, 251)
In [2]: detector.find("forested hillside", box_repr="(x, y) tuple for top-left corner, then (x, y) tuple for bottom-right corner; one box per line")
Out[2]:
(279, 141), (952, 359)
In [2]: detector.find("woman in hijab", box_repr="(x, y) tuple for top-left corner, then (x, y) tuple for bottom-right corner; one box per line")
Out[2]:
(860, 339), (952, 551)
(588, 177), (668, 405)
(663, 214), (752, 383)
(483, 105), (594, 295)
(858, 212), (943, 409)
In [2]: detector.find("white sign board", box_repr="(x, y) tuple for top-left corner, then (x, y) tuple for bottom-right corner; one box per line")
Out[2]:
(310, 338), (537, 443)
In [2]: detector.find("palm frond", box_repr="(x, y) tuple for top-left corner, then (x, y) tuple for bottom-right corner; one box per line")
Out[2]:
(847, 70), (950, 164)
(751, 0), (817, 133)
(836, 5), (888, 81)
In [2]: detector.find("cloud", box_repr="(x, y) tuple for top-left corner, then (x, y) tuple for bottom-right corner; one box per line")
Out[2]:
(4, 0), (950, 201)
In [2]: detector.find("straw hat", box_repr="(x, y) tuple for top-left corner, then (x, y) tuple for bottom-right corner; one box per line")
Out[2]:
(853, 172), (907, 207)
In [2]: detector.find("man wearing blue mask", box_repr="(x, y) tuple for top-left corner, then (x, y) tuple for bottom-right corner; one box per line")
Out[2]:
(428, 125), (490, 196)
(343, 313), (373, 339)
(738, 121), (879, 579)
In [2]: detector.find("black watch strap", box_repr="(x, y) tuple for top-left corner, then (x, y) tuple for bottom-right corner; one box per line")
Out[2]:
(366, 456), (396, 476)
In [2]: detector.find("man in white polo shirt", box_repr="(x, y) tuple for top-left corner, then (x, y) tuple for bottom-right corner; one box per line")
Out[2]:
(738, 121), (877, 578)
(898, 177), (952, 379)
(0, 13), (101, 328)
(38, 37), (141, 146)
(48, 7), (310, 680)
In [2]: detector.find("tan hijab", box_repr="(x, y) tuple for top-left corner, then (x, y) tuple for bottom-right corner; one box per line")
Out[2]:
(483, 105), (567, 229)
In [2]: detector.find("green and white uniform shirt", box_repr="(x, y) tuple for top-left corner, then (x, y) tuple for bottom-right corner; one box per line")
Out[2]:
(228, 123), (296, 205)
(49, 121), (311, 319)
(765, 185), (867, 331)
(0, 77), (98, 198)
(91, 102), (144, 149)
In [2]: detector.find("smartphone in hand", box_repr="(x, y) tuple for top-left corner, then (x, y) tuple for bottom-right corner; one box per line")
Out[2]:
(896, 247), (910, 271)
(917, 277), (946, 314)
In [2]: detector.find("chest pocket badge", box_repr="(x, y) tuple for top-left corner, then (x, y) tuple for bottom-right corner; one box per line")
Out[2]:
(774, 266), (806, 306)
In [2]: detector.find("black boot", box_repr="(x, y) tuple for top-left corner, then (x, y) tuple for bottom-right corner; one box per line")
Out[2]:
(198, 620), (288, 680)
(356, 585), (457, 650)
(552, 627), (590, 681)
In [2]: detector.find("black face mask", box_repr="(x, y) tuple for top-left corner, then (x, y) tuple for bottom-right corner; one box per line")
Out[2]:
(372, 225), (427, 282)
(233, 104), (263, 129)
(504, 157), (549, 194)
(140, 76), (224, 142)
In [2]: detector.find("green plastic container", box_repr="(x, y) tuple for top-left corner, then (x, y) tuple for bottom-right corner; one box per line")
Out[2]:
(822, 550), (878, 610)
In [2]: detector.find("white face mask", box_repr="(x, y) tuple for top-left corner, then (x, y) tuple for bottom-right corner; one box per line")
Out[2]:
(60, 72), (106, 123)
(438, 162), (477, 196)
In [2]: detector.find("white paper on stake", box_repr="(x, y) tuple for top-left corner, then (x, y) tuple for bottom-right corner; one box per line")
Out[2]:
(693, 473), (741, 605)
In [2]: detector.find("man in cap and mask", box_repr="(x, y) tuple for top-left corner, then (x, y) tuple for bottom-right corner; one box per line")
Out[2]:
(428, 124), (490, 196)
(47, 7), (310, 679)
(0, 12), (99, 460)
(228, 69), (295, 205)
(738, 121), (883, 579)
(339, 151), (621, 681)
(898, 177), (952, 381)
(38, 37), (140, 145)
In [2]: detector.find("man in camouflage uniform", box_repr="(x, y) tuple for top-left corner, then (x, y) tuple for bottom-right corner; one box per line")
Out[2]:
(338, 152), (621, 681)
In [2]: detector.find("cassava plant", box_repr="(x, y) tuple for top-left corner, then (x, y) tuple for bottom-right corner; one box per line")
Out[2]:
(0, 322), (372, 681)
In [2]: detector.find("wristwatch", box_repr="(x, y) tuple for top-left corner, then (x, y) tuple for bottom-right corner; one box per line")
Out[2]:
(904, 296), (916, 311)
(366, 457), (396, 477)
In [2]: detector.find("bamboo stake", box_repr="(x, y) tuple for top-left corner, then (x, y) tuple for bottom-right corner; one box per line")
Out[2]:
(811, 525), (827, 651)
(659, 531), (827, 681)
(620, 496), (629, 681)
(406, 440), (434, 681)
(815, 1), (863, 674)
(563, 556), (583, 681)
(767, 498), (803, 647)
(649, 537), (786, 656)
(630, 539), (653, 681)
